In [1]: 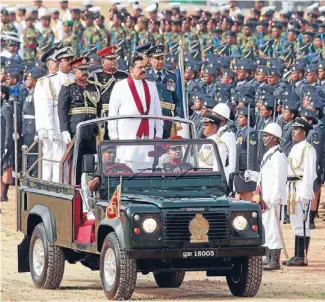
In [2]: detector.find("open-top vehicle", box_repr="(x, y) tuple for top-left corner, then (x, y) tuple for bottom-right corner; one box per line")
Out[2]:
(17, 116), (265, 300)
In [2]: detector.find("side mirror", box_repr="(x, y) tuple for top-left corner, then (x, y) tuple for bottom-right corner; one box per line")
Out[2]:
(82, 154), (95, 174)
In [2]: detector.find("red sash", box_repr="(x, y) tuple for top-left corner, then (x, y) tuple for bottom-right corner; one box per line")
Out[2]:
(127, 76), (151, 138)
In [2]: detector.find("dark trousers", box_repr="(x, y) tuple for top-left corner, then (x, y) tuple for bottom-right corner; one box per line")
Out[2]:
(23, 134), (38, 177)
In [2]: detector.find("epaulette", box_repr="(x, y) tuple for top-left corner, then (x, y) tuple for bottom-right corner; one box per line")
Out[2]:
(88, 79), (102, 86)
(214, 137), (221, 144)
(305, 141), (312, 148)
(63, 79), (75, 87)
(37, 73), (56, 83)
(91, 69), (103, 74)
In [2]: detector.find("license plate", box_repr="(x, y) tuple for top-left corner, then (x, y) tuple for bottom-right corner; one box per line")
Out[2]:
(182, 250), (215, 258)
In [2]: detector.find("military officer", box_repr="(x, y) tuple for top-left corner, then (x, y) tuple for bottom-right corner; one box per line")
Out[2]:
(34, 46), (75, 183)
(110, 13), (126, 46)
(0, 8), (18, 34)
(284, 117), (317, 267)
(91, 46), (128, 117)
(22, 67), (45, 176)
(38, 10), (54, 49)
(199, 65), (218, 99)
(0, 84), (13, 202)
(58, 56), (101, 184)
(146, 45), (183, 138)
(63, 20), (79, 57)
(71, 8), (84, 41)
(81, 11), (102, 51)
(234, 106), (258, 201)
(257, 123), (288, 271)
(199, 114), (229, 173)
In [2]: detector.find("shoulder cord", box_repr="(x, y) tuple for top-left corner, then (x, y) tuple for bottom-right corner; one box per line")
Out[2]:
(288, 143), (307, 179)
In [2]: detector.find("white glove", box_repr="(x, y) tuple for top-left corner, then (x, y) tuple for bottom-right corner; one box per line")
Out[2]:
(4, 149), (8, 156)
(48, 129), (54, 142)
(12, 132), (20, 140)
(38, 129), (48, 141)
(34, 135), (38, 142)
(62, 131), (71, 144)
(244, 170), (259, 183)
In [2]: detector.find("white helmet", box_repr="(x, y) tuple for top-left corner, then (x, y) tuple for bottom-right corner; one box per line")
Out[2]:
(212, 103), (230, 120)
(260, 122), (282, 139)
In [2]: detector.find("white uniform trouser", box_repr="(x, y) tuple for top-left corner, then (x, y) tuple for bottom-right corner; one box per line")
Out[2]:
(262, 204), (284, 249)
(290, 200), (311, 237)
(42, 139), (66, 182)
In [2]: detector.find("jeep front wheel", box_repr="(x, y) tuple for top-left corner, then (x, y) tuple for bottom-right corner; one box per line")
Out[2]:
(154, 271), (185, 288)
(226, 256), (262, 297)
(29, 223), (65, 289)
(100, 232), (137, 300)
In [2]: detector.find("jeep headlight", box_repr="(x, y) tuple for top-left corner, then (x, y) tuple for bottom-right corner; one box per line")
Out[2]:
(142, 218), (158, 233)
(232, 215), (248, 231)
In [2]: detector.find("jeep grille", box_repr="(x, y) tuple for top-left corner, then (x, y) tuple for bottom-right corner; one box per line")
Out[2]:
(163, 212), (229, 241)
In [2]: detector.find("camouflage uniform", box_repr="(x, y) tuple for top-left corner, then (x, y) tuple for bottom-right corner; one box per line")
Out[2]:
(239, 35), (257, 51)
(81, 25), (102, 50)
(98, 26), (109, 48)
(152, 32), (164, 45)
(39, 27), (54, 48)
(110, 26), (126, 45)
(63, 33), (79, 56)
(23, 27), (41, 61)
(126, 29), (138, 55)
(0, 22), (18, 34)
(138, 30), (155, 45)
(72, 20), (84, 39)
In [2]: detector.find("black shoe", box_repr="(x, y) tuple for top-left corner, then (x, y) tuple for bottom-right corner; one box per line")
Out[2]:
(282, 256), (298, 265)
(0, 196), (8, 202)
(286, 236), (310, 266)
(283, 215), (290, 224)
(286, 257), (307, 266)
(263, 248), (271, 266)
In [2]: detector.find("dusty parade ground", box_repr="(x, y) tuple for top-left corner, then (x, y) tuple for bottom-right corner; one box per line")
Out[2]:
(1, 187), (325, 301)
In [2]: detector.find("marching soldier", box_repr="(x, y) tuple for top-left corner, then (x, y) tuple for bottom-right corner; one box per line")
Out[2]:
(146, 45), (183, 138)
(0, 8), (18, 34)
(38, 11), (54, 49)
(234, 106), (258, 201)
(34, 46), (74, 183)
(256, 123), (288, 270)
(62, 20), (79, 56)
(21, 67), (45, 176)
(58, 56), (101, 183)
(81, 11), (102, 51)
(71, 8), (84, 41)
(284, 117), (317, 266)
(91, 46), (128, 117)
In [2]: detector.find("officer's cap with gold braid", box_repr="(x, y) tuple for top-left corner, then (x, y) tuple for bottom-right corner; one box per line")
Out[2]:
(300, 109), (318, 125)
(203, 114), (222, 126)
(97, 45), (118, 59)
(54, 46), (74, 60)
(291, 117), (313, 131)
(70, 56), (90, 69)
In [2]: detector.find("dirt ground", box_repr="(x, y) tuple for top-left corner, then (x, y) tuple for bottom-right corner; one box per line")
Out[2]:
(1, 187), (325, 302)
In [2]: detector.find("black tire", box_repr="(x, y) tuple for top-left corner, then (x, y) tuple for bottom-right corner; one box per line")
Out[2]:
(226, 256), (263, 297)
(154, 271), (185, 288)
(100, 232), (137, 300)
(29, 223), (65, 289)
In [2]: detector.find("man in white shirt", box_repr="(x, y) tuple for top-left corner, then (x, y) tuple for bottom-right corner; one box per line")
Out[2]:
(108, 55), (163, 171)
(257, 123), (288, 270)
(283, 117), (317, 267)
(34, 46), (74, 182)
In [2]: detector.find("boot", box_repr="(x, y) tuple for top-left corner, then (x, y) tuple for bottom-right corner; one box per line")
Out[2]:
(263, 247), (271, 266)
(286, 236), (310, 266)
(309, 210), (316, 230)
(283, 236), (298, 265)
(264, 249), (281, 270)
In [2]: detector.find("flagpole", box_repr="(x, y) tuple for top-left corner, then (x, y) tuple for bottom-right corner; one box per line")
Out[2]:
(178, 38), (188, 119)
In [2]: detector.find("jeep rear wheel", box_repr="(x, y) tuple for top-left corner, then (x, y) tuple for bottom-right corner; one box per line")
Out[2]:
(226, 256), (262, 297)
(154, 271), (185, 288)
(29, 223), (65, 289)
(100, 232), (137, 300)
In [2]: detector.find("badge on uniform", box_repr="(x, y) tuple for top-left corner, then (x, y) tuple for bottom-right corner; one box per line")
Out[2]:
(26, 95), (32, 103)
(250, 140), (257, 145)
(167, 79), (176, 92)
(237, 137), (243, 144)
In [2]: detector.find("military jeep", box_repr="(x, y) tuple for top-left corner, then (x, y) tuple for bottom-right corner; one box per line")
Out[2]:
(17, 116), (265, 300)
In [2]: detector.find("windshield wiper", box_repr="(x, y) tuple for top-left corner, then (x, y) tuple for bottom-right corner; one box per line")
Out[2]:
(127, 168), (159, 180)
(175, 168), (211, 180)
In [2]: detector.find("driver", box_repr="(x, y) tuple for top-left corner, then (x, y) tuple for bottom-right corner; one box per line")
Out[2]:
(81, 145), (133, 220)
(160, 136), (193, 172)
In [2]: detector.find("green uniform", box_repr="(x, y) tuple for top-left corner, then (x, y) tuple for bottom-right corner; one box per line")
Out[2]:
(138, 30), (155, 45)
(152, 32), (164, 45)
(110, 26), (126, 45)
(39, 27), (54, 48)
(23, 27), (41, 61)
(239, 34), (257, 51)
(81, 25), (102, 50)
(126, 29), (138, 55)
(98, 26), (109, 47)
(0, 22), (18, 34)
(63, 33), (79, 56)
(72, 20), (84, 39)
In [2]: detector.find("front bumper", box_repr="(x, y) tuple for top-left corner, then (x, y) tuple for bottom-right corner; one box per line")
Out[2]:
(127, 246), (266, 259)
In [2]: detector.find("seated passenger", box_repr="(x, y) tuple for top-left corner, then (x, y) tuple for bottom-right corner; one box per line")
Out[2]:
(159, 136), (193, 172)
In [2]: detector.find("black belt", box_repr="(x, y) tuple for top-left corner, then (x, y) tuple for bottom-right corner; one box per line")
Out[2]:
(287, 177), (302, 181)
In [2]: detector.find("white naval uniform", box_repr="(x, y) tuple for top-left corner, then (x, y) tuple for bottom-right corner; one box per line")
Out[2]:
(35, 70), (74, 182)
(108, 78), (164, 172)
(217, 125), (236, 181)
(258, 145), (288, 249)
(287, 140), (317, 237)
(198, 133), (228, 173)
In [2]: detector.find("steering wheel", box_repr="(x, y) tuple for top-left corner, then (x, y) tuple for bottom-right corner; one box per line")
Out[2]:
(104, 163), (133, 175)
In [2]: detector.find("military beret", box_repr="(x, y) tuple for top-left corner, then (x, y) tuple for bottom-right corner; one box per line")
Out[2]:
(272, 22), (283, 30)
(256, 65), (269, 74)
(225, 31), (237, 37)
(237, 107), (249, 117)
(291, 62), (305, 72)
(223, 69), (236, 78)
(190, 91), (204, 101)
(283, 101), (299, 112)
(203, 65), (218, 76)
(26, 67), (45, 80)
(268, 67), (281, 77)
(6, 68), (21, 78)
(63, 20), (74, 26)
(318, 61), (325, 70)
(202, 97), (217, 110)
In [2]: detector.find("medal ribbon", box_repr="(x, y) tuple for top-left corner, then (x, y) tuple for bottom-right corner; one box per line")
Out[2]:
(127, 75), (151, 138)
